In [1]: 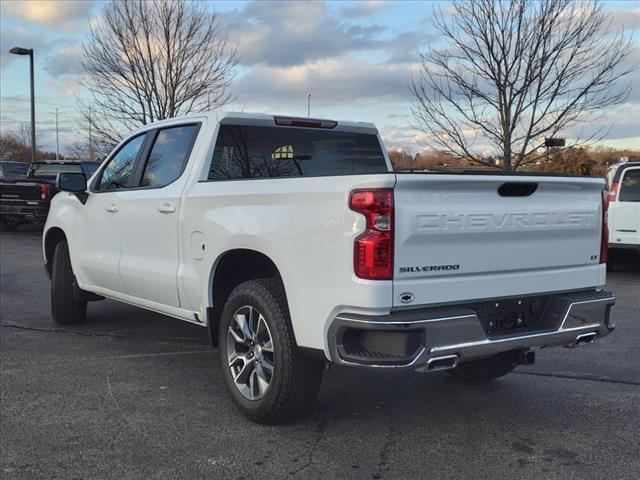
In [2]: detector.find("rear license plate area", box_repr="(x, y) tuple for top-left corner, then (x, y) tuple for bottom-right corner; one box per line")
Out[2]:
(472, 295), (553, 338)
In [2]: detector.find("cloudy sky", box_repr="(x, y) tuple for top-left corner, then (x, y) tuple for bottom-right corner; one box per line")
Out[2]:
(1, 0), (639, 156)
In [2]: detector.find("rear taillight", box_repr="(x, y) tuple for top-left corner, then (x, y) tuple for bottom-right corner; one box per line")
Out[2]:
(600, 190), (609, 264)
(607, 182), (619, 202)
(40, 183), (52, 201)
(349, 188), (394, 280)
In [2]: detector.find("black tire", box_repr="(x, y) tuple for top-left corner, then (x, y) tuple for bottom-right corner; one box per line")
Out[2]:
(448, 351), (515, 382)
(218, 278), (324, 424)
(51, 240), (87, 324)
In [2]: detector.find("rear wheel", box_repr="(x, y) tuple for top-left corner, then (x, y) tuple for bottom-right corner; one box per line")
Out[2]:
(219, 278), (324, 424)
(448, 351), (515, 382)
(51, 240), (87, 324)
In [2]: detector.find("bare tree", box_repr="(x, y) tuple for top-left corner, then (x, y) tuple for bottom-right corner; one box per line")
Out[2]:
(411, 0), (636, 171)
(0, 132), (57, 161)
(0, 134), (31, 162)
(65, 141), (109, 162)
(79, 0), (238, 147)
(15, 123), (32, 148)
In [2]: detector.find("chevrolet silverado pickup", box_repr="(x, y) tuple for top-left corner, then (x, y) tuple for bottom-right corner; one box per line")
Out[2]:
(1, 161), (99, 230)
(43, 112), (616, 423)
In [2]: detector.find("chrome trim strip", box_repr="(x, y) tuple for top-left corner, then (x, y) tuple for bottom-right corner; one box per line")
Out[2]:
(333, 313), (475, 326)
(429, 325), (601, 353)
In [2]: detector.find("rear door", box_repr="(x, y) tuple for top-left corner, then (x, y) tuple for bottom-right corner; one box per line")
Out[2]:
(392, 174), (605, 307)
(117, 123), (201, 307)
(610, 167), (640, 246)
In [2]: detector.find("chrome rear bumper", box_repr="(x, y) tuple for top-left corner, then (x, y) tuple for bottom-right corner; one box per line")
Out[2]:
(327, 290), (616, 370)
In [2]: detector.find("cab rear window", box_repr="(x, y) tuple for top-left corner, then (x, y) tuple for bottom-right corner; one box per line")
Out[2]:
(208, 125), (388, 180)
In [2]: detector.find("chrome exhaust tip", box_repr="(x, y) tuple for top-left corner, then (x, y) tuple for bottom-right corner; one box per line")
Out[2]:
(575, 332), (597, 346)
(425, 354), (459, 371)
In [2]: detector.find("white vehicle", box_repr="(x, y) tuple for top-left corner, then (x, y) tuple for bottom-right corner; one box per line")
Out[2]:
(44, 113), (616, 423)
(605, 162), (640, 267)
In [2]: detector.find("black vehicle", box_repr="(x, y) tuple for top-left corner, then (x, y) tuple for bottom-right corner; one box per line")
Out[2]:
(0, 161), (100, 231)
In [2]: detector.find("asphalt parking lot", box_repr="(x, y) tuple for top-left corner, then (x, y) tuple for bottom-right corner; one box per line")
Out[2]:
(1, 229), (639, 480)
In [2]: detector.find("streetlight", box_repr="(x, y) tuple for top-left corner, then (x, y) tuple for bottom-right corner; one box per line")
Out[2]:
(9, 46), (36, 163)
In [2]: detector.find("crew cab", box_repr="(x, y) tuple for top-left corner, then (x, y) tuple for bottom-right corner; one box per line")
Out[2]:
(1, 161), (99, 230)
(43, 112), (616, 423)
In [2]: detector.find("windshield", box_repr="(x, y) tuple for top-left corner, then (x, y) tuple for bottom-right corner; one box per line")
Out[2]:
(30, 164), (83, 177)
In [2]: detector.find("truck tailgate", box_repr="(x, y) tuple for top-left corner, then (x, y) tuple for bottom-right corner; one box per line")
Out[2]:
(393, 174), (606, 308)
(0, 180), (42, 202)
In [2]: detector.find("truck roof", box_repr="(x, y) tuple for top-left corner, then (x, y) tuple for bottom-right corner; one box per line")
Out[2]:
(130, 111), (379, 135)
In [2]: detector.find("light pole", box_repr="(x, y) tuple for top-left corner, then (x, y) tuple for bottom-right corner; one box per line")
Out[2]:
(9, 46), (36, 163)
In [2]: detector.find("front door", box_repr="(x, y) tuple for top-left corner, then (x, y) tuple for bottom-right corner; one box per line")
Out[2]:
(73, 133), (148, 292)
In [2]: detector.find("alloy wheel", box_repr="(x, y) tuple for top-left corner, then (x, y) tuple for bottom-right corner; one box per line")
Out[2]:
(226, 305), (275, 400)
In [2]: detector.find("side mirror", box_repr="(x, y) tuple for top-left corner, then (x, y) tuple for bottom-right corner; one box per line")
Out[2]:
(57, 172), (87, 193)
(57, 173), (89, 204)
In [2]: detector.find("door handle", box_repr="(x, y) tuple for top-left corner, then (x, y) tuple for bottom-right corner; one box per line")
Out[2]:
(158, 203), (176, 214)
(105, 204), (119, 213)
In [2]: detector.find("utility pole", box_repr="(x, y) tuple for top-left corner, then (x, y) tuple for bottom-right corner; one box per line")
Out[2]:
(55, 107), (59, 160)
(307, 94), (311, 118)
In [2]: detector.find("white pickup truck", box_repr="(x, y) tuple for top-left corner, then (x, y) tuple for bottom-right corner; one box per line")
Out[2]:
(44, 112), (616, 423)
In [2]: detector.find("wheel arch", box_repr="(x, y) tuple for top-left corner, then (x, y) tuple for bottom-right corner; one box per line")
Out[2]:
(207, 248), (287, 347)
(43, 227), (68, 277)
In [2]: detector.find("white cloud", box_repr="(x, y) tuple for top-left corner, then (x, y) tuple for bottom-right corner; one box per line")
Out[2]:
(608, 7), (640, 31)
(379, 124), (424, 151)
(222, 0), (385, 66)
(564, 103), (640, 142)
(0, 28), (44, 69)
(342, 0), (390, 18)
(43, 74), (87, 98)
(233, 58), (418, 107)
(2, 0), (95, 31)
(43, 43), (84, 77)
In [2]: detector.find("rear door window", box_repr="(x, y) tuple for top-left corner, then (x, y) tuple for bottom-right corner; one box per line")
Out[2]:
(140, 124), (200, 188)
(208, 125), (388, 180)
(619, 169), (640, 202)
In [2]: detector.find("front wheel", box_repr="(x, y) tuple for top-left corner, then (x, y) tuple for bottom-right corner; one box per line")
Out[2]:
(51, 240), (87, 324)
(448, 351), (515, 382)
(219, 278), (324, 424)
